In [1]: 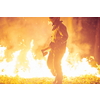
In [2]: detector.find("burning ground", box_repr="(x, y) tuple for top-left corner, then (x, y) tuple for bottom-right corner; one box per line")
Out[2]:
(0, 75), (100, 84)
(0, 45), (100, 84)
(0, 17), (100, 84)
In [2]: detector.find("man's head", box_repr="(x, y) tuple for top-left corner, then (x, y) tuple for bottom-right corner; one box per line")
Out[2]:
(48, 17), (60, 24)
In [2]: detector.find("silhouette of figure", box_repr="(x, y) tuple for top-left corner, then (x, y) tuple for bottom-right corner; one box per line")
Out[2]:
(47, 17), (68, 84)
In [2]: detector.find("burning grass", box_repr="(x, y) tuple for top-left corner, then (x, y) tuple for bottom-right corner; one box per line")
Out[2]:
(0, 75), (100, 84)
(0, 41), (100, 84)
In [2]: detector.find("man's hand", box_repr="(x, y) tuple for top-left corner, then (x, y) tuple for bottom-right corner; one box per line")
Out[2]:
(41, 50), (48, 56)
(41, 47), (51, 56)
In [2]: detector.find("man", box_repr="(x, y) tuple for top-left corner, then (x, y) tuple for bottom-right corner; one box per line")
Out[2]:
(47, 17), (68, 84)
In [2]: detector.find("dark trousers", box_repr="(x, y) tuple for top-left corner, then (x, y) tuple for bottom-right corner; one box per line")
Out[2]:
(47, 43), (66, 84)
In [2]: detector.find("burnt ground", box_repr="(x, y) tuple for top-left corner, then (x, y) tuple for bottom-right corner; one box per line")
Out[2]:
(0, 75), (100, 84)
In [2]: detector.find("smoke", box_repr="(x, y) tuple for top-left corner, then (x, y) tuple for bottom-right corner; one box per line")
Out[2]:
(0, 17), (94, 60)
(0, 17), (51, 52)
(61, 17), (92, 59)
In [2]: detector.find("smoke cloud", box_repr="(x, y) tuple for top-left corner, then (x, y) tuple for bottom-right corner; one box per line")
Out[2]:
(0, 17), (51, 54)
(0, 17), (94, 60)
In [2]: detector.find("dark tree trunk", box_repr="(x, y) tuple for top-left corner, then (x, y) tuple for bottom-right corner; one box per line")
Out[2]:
(72, 17), (98, 58)
(94, 17), (100, 64)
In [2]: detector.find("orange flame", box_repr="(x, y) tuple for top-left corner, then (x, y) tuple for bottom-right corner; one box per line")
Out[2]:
(0, 40), (99, 78)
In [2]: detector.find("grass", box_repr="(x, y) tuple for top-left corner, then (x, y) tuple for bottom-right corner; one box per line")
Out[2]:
(0, 74), (100, 84)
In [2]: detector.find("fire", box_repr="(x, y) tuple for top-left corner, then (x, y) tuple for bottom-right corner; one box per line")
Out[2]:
(62, 50), (98, 77)
(0, 40), (100, 78)
(0, 49), (21, 77)
(0, 46), (6, 58)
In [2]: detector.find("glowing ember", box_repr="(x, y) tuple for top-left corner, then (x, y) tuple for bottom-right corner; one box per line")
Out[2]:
(0, 40), (99, 78)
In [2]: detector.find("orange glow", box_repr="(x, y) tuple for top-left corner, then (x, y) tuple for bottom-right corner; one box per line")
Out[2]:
(0, 40), (99, 78)
(0, 17), (100, 79)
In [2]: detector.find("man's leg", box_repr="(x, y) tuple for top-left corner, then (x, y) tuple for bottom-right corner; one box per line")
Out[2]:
(54, 46), (66, 84)
(47, 50), (56, 76)
(54, 60), (63, 84)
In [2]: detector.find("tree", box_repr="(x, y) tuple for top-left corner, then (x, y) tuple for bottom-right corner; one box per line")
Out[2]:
(94, 17), (100, 64)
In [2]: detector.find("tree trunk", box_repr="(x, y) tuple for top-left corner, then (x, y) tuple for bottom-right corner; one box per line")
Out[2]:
(94, 17), (100, 64)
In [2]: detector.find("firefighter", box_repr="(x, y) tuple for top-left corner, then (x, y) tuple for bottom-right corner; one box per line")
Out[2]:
(47, 17), (68, 84)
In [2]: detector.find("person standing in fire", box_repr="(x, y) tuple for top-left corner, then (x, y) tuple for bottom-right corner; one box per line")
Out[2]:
(45, 17), (68, 84)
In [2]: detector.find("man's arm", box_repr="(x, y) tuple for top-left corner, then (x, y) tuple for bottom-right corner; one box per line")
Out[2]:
(55, 24), (68, 45)
(60, 25), (68, 42)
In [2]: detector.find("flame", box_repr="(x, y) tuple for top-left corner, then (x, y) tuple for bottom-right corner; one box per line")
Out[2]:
(0, 49), (21, 77)
(62, 50), (98, 77)
(0, 46), (6, 58)
(0, 40), (99, 78)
